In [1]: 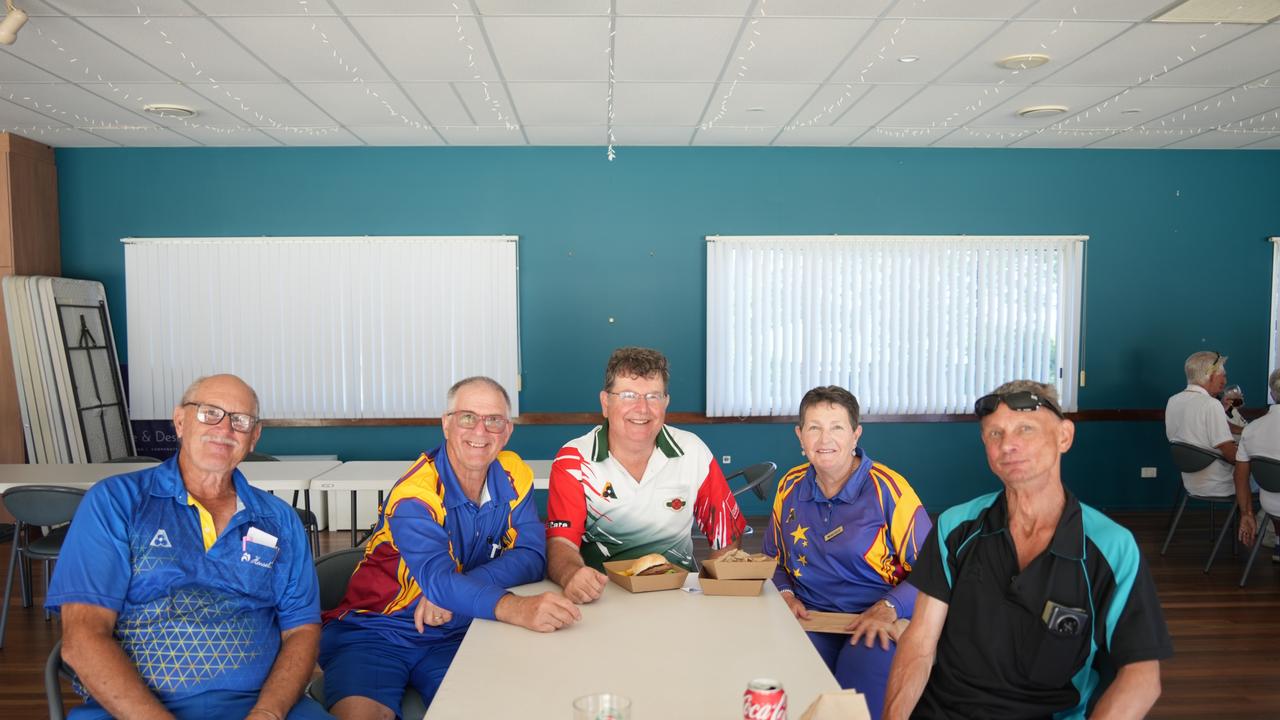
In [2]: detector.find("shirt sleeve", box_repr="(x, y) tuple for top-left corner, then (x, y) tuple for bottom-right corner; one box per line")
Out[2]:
(465, 487), (547, 592)
(906, 523), (953, 605)
(1100, 554), (1174, 667)
(45, 481), (135, 614)
(762, 499), (793, 595)
(1237, 426), (1254, 462)
(390, 500), (508, 621)
(545, 448), (588, 546)
(272, 506), (321, 631)
(1197, 396), (1233, 449)
(693, 457), (746, 549)
(883, 481), (934, 619)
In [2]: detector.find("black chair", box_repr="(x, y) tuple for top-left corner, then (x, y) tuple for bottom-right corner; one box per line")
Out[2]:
(1163, 442), (1238, 569)
(105, 455), (161, 463)
(0, 485), (86, 648)
(729, 462), (777, 536)
(245, 451), (320, 557)
(45, 639), (78, 720)
(309, 548), (427, 717)
(1238, 456), (1280, 587)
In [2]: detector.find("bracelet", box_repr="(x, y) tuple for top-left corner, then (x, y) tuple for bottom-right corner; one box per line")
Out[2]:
(880, 598), (898, 619)
(249, 708), (283, 720)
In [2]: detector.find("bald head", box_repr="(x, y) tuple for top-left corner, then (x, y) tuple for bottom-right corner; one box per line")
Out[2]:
(179, 374), (260, 417)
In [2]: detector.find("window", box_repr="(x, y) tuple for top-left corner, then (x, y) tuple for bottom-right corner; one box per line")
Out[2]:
(706, 235), (1085, 417)
(124, 236), (520, 420)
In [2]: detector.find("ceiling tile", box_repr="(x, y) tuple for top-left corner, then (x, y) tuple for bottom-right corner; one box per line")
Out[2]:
(1051, 85), (1218, 129)
(968, 84), (1142, 127)
(0, 51), (61, 82)
(612, 82), (712, 125)
(764, 0), (892, 17)
(878, 84), (1002, 128)
(3, 82), (153, 128)
(2, 17), (168, 82)
(259, 127), (364, 145)
(691, 124), (779, 145)
(85, 126), (199, 146)
(788, 83), (872, 127)
(0, 97), (75, 131)
(1009, 126), (1115, 147)
(831, 19), (1004, 84)
(1086, 129), (1183, 148)
(610, 126), (694, 144)
(346, 125), (447, 145)
(436, 124), (526, 144)
(45, 0), (197, 16)
(700, 82), (817, 126)
(723, 18), (873, 82)
(162, 125), (281, 146)
(483, 16), (611, 81)
(1147, 87), (1280, 134)
(938, 21), (1128, 85)
(14, 0), (64, 17)
(931, 126), (1033, 146)
(295, 82), (428, 126)
(332, 0), (473, 14)
(350, 16), (501, 82)
(833, 84), (919, 125)
(28, 127), (120, 146)
(523, 126), (607, 145)
(475, 0), (609, 14)
(1148, 25), (1280, 88)
(1022, 0), (1174, 21)
(507, 82), (607, 125)
(1044, 23), (1252, 85)
(1159, 129), (1266, 149)
(853, 126), (950, 145)
(401, 83), (475, 126)
(190, 82), (336, 127)
(452, 82), (520, 127)
(188, 0), (336, 15)
(79, 82), (256, 127)
(891, 0), (1036, 19)
(214, 17), (391, 82)
(772, 125), (863, 145)
(81, 17), (277, 83)
(614, 17), (742, 82)
(1244, 134), (1280, 148)
(617, 0), (750, 15)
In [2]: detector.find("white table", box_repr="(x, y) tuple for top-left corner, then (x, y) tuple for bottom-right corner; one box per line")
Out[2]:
(427, 578), (840, 719)
(311, 460), (554, 546)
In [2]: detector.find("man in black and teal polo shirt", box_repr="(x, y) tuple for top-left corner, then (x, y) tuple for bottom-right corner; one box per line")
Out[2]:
(884, 380), (1171, 720)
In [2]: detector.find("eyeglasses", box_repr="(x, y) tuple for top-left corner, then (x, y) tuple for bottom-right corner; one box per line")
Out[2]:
(606, 391), (668, 405)
(446, 411), (510, 433)
(1210, 351), (1223, 371)
(183, 402), (259, 433)
(973, 390), (1064, 420)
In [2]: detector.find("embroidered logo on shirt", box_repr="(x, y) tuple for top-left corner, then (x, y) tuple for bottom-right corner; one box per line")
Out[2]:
(785, 507), (795, 523)
(149, 529), (172, 548)
(602, 482), (617, 500)
(666, 497), (686, 511)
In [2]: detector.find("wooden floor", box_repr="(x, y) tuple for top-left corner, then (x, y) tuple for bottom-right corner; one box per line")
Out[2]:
(1, 510), (1276, 718)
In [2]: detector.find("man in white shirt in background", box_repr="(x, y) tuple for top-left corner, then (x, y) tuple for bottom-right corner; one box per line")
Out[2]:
(1165, 351), (1252, 524)
(1234, 369), (1280, 562)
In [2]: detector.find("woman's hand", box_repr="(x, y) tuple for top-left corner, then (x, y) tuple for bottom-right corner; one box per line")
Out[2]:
(781, 591), (810, 621)
(846, 601), (898, 650)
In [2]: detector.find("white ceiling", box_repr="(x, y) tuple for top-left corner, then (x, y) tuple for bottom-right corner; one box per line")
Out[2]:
(0, 0), (1277, 149)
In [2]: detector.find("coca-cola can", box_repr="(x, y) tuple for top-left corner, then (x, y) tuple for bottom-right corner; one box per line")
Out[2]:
(743, 678), (787, 720)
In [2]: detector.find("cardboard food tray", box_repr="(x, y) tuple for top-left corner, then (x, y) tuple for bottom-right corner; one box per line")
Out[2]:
(697, 567), (765, 596)
(703, 556), (777, 580)
(603, 559), (689, 593)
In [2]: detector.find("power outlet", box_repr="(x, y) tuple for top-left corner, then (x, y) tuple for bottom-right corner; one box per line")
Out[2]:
(722, 455), (732, 465)
(1140, 467), (1158, 479)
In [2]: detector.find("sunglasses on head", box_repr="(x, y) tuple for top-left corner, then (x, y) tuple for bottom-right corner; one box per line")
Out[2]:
(974, 390), (1064, 420)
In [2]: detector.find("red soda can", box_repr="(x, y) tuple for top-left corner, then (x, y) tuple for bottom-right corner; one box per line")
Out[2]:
(743, 678), (787, 720)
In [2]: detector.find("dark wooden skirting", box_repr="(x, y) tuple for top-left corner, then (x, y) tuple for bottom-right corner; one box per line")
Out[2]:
(260, 408), (1194, 428)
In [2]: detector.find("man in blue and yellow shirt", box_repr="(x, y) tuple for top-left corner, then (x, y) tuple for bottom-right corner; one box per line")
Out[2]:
(48, 374), (328, 719)
(320, 377), (579, 720)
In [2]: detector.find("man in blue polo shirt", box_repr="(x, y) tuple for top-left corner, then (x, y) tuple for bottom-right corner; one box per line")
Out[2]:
(884, 380), (1172, 720)
(47, 374), (329, 720)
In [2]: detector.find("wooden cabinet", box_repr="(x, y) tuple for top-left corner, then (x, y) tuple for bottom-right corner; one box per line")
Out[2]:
(0, 133), (60, 463)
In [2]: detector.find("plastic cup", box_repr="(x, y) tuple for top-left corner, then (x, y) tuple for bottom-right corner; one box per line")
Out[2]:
(572, 693), (631, 720)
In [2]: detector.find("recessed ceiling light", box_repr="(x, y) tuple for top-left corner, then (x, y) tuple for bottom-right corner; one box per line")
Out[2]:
(1153, 0), (1280, 24)
(143, 103), (197, 119)
(746, 107), (766, 113)
(996, 53), (1051, 70)
(1120, 108), (1143, 115)
(1017, 104), (1069, 118)
(898, 55), (919, 63)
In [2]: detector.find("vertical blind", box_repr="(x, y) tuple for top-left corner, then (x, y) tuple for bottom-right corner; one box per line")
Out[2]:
(1270, 237), (1280, 376)
(706, 235), (1086, 417)
(124, 236), (520, 420)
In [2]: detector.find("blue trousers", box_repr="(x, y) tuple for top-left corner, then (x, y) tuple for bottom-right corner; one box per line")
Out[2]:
(69, 690), (332, 719)
(807, 630), (896, 720)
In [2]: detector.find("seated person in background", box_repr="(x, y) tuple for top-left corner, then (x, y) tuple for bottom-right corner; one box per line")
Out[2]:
(885, 381), (1172, 720)
(320, 377), (578, 720)
(1165, 351), (1241, 500)
(546, 346), (745, 603)
(1221, 384), (1247, 436)
(1235, 369), (1280, 562)
(764, 386), (931, 720)
(47, 373), (330, 719)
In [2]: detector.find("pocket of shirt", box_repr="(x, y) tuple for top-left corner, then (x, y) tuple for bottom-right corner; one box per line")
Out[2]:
(1023, 620), (1092, 689)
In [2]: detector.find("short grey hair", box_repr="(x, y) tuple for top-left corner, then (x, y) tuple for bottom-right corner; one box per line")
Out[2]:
(179, 374), (260, 416)
(1184, 351), (1226, 385)
(989, 379), (1060, 407)
(1269, 369), (1280, 402)
(447, 376), (511, 412)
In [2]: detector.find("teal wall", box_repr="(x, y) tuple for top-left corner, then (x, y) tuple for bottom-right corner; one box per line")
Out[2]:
(55, 147), (1280, 513)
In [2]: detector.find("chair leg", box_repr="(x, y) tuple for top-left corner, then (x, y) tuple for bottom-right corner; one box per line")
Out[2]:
(1205, 503), (1237, 574)
(1208, 503), (1216, 544)
(43, 559), (52, 621)
(1239, 513), (1271, 587)
(0, 522), (22, 649)
(1162, 493), (1189, 555)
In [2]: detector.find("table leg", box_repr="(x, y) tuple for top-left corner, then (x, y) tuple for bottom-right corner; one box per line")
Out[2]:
(305, 490), (317, 557)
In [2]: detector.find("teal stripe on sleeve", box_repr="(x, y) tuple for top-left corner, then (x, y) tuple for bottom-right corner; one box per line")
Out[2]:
(935, 491), (1001, 589)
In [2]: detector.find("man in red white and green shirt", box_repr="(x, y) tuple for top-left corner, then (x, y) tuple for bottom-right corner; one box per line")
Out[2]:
(546, 347), (745, 603)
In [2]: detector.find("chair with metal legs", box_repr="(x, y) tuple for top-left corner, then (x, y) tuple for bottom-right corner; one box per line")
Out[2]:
(0, 485), (87, 648)
(1162, 442), (1238, 569)
(45, 639), (79, 720)
(1238, 456), (1280, 586)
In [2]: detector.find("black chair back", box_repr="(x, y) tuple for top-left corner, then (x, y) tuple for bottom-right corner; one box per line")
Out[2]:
(245, 451), (280, 462)
(1169, 441), (1223, 473)
(45, 639), (78, 720)
(728, 461), (778, 501)
(2, 486), (86, 528)
(106, 455), (161, 463)
(315, 547), (365, 612)
(1249, 456), (1280, 494)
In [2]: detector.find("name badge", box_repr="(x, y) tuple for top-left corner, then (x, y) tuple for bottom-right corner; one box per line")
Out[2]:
(240, 539), (279, 569)
(823, 526), (845, 542)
